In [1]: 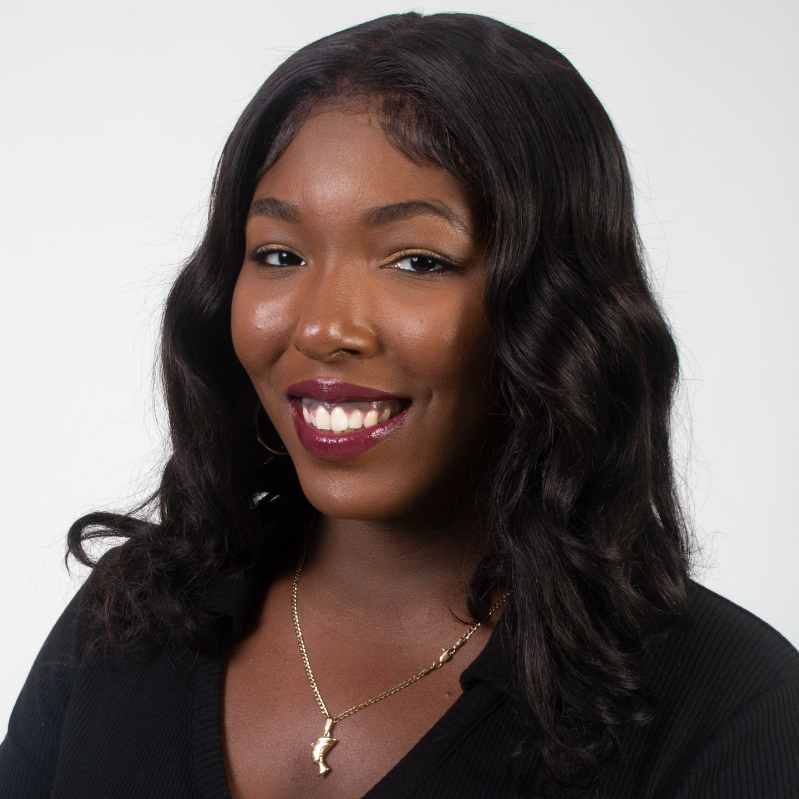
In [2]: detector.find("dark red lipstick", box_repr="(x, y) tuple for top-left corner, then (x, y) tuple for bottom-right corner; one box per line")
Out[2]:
(287, 379), (400, 403)
(287, 379), (409, 461)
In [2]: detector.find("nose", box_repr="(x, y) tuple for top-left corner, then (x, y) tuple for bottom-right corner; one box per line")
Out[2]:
(291, 261), (379, 362)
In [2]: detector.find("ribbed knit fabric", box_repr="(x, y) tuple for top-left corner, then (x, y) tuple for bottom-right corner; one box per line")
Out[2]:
(1, 579), (798, 797)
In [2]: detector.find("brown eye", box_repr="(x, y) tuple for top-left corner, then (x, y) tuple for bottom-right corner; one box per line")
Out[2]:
(255, 249), (306, 267)
(388, 253), (452, 273)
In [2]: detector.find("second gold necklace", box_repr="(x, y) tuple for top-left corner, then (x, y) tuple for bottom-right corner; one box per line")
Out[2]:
(291, 537), (511, 776)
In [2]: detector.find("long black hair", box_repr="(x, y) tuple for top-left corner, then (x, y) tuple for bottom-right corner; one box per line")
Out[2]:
(69, 12), (691, 788)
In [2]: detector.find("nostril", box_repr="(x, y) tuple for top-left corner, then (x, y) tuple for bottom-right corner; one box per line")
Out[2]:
(292, 327), (378, 362)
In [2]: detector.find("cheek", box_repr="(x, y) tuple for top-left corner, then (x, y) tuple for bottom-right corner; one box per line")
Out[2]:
(390, 294), (492, 398)
(230, 271), (292, 377)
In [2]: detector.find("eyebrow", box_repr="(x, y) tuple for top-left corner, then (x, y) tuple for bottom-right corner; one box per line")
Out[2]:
(362, 200), (470, 235)
(248, 197), (470, 235)
(248, 197), (301, 223)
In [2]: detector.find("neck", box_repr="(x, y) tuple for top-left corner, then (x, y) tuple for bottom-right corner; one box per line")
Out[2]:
(298, 511), (491, 620)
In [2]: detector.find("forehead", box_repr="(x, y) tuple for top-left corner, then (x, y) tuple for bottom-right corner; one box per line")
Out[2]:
(252, 110), (473, 222)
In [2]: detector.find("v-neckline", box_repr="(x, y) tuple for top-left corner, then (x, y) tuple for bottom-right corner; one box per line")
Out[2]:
(190, 641), (510, 799)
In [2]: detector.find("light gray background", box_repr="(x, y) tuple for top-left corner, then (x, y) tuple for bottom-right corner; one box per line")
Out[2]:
(1, 0), (797, 730)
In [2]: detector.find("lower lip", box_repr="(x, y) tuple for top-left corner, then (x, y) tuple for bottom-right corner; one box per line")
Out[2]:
(290, 401), (409, 460)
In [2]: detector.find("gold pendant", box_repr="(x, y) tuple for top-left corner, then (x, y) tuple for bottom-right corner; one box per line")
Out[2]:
(311, 717), (338, 775)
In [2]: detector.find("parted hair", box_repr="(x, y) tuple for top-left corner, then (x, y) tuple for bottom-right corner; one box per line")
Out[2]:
(69, 12), (691, 789)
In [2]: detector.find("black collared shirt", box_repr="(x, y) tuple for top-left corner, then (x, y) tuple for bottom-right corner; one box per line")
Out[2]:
(2, 570), (799, 797)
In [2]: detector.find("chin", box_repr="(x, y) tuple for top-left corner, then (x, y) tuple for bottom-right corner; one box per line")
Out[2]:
(297, 483), (406, 521)
(292, 467), (433, 522)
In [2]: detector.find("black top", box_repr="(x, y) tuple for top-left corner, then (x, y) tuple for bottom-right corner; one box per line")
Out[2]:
(2, 567), (799, 798)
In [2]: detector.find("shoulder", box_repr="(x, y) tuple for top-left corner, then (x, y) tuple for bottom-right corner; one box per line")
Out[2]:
(1, 563), (201, 796)
(614, 582), (799, 797)
(0, 583), (87, 793)
(10, 582), (87, 714)
(653, 581), (799, 700)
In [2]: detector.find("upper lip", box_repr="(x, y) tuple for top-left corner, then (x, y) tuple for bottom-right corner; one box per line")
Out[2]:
(287, 379), (404, 403)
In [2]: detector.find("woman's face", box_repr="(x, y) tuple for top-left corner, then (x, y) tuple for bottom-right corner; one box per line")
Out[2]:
(231, 109), (496, 522)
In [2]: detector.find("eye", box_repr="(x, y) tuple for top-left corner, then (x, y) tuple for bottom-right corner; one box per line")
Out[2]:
(252, 248), (306, 267)
(384, 251), (454, 274)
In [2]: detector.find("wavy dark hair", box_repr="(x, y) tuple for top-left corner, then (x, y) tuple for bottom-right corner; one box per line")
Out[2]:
(69, 12), (691, 789)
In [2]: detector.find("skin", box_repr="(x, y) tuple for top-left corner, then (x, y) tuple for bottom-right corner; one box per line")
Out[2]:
(224, 108), (502, 799)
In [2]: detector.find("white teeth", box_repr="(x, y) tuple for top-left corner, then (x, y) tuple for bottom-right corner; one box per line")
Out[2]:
(301, 398), (403, 432)
(315, 405), (332, 430)
(330, 406), (348, 432)
(349, 409), (364, 429)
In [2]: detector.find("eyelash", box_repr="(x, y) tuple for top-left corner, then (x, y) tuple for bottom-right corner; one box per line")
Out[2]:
(250, 247), (458, 275)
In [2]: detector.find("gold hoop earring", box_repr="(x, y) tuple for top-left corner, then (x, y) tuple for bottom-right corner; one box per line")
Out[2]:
(254, 403), (289, 456)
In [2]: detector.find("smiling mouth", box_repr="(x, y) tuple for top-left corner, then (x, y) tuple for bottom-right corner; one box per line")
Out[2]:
(286, 380), (411, 460)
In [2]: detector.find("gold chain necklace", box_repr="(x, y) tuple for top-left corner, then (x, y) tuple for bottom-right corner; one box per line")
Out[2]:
(291, 536), (511, 776)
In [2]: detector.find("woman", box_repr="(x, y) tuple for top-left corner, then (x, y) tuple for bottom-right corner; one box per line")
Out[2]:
(1, 11), (797, 798)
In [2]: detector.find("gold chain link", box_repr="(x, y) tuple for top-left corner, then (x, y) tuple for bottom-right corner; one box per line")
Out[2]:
(291, 534), (511, 725)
